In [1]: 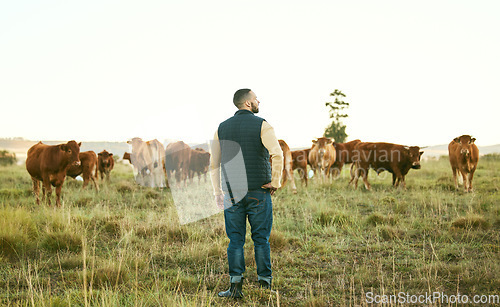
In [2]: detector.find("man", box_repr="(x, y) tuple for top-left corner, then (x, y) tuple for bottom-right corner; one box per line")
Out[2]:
(210, 88), (283, 298)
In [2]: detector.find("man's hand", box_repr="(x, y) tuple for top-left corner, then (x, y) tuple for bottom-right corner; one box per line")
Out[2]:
(215, 194), (224, 210)
(261, 183), (278, 195)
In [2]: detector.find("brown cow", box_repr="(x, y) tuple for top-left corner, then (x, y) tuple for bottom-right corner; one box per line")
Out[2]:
(308, 137), (336, 180)
(98, 150), (115, 181)
(278, 139), (297, 193)
(165, 141), (192, 186)
(26, 140), (81, 206)
(349, 142), (424, 190)
(127, 138), (167, 187)
(122, 152), (132, 163)
(291, 148), (311, 186)
(330, 139), (362, 177)
(448, 135), (479, 192)
(188, 148), (211, 183)
(67, 151), (99, 190)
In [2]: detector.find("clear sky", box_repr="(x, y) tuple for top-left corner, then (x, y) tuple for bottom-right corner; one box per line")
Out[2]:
(1, 0), (499, 148)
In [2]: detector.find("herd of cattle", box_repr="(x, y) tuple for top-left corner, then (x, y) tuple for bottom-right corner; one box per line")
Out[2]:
(24, 135), (479, 206)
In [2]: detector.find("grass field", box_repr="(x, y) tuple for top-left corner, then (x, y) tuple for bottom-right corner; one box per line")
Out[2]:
(0, 156), (499, 306)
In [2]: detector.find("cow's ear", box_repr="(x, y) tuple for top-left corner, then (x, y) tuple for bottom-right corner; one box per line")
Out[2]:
(98, 152), (102, 156)
(312, 139), (317, 144)
(127, 141), (132, 144)
(109, 153), (113, 156)
(420, 151), (424, 157)
(60, 144), (68, 151)
(453, 137), (460, 143)
(470, 138), (476, 144)
(326, 139), (333, 144)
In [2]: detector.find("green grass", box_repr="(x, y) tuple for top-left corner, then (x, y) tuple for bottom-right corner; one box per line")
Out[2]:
(0, 159), (499, 306)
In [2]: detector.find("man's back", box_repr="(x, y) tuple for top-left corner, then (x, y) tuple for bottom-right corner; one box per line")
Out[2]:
(218, 109), (271, 192)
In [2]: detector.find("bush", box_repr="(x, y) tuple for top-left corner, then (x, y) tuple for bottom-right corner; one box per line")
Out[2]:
(41, 232), (82, 253)
(482, 153), (500, 161)
(451, 214), (490, 230)
(0, 150), (16, 166)
(366, 213), (395, 226)
(316, 210), (352, 228)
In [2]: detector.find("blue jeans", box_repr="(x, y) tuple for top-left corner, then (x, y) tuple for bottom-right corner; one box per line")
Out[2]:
(224, 188), (273, 284)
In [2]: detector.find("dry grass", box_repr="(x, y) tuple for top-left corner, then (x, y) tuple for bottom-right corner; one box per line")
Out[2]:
(0, 159), (499, 306)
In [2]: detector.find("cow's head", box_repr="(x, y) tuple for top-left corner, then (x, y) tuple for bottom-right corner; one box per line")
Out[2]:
(404, 146), (424, 169)
(123, 152), (131, 162)
(127, 137), (144, 149)
(200, 151), (211, 172)
(454, 135), (475, 160)
(61, 140), (81, 166)
(98, 150), (114, 167)
(313, 137), (333, 171)
(313, 137), (333, 151)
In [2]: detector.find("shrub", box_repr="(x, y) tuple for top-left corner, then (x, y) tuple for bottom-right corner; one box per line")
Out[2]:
(366, 213), (395, 226)
(482, 153), (500, 161)
(378, 225), (404, 241)
(269, 229), (288, 250)
(85, 265), (129, 289)
(316, 210), (352, 227)
(451, 214), (490, 230)
(0, 150), (16, 166)
(41, 232), (82, 253)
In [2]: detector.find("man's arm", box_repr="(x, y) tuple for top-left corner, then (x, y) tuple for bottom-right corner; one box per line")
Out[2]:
(210, 130), (224, 209)
(210, 130), (223, 196)
(261, 121), (283, 191)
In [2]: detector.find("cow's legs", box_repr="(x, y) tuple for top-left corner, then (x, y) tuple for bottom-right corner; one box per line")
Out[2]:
(325, 165), (333, 184)
(281, 169), (288, 187)
(392, 173), (397, 186)
(82, 169), (90, 188)
(90, 174), (99, 191)
(451, 167), (459, 190)
(333, 162), (344, 179)
(32, 178), (40, 205)
(298, 167), (308, 187)
(361, 167), (371, 190)
(467, 171), (475, 192)
(461, 171), (468, 192)
(284, 163), (297, 194)
(189, 170), (194, 184)
(42, 178), (52, 205)
(348, 163), (357, 187)
(400, 176), (406, 189)
(392, 168), (404, 189)
(55, 184), (63, 207)
(176, 169), (183, 186)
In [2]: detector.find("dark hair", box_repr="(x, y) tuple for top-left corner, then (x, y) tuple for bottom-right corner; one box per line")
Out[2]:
(233, 89), (252, 108)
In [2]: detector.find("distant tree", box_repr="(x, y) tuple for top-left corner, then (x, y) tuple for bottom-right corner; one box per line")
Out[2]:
(324, 89), (349, 143)
(0, 150), (17, 166)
